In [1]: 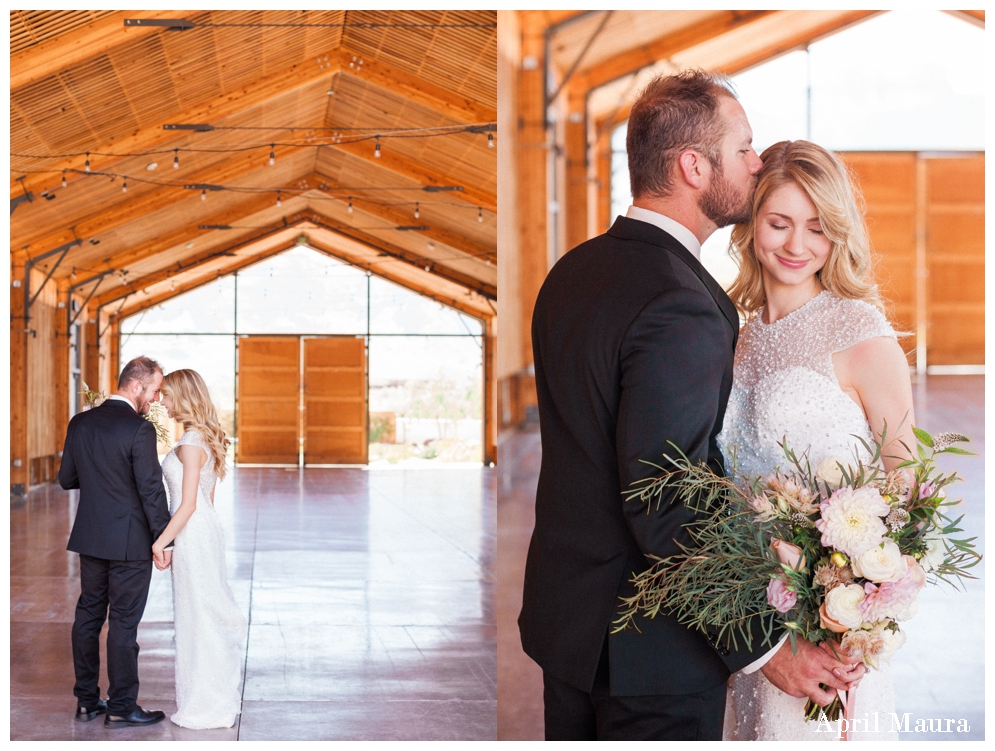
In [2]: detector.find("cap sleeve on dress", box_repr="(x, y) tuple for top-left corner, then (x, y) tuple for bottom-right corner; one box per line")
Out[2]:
(827, 297), (897, 355)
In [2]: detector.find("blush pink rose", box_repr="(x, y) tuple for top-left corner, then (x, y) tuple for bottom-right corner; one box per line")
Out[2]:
(771, 539), (807, 571)
(766, 577), (797, 613)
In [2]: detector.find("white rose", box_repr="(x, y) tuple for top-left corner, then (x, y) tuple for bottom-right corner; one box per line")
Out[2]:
(815, 456), (848, 486)
(852, 539), (905, 583)
(920, 532), (946, 573)
(825, 583), (866, 630)
(870, 623), (907, 665)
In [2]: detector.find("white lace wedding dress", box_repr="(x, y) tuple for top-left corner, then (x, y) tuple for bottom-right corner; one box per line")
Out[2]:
(162, 430), (247, 729)
(717, 290), (900, 741)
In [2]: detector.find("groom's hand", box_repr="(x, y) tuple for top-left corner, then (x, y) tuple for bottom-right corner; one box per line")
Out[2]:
(760, 637), (862, 706)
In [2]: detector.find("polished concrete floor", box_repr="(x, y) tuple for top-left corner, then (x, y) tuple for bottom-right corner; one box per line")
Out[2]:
(497, 375), (985, 740)
(11, 465), (496, 740)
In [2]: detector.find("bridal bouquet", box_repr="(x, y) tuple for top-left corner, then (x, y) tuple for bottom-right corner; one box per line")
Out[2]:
(613, 427), (981, 722)
(80, 382), (172, 446)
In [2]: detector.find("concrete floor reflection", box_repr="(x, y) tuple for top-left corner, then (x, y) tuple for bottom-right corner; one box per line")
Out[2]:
(10, 466), (496, 740)
(496, 375), (984, 740)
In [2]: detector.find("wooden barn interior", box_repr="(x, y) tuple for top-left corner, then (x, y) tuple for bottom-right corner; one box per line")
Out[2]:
(496, 9), (985, 741)
(10, 10), (498, 494)
(497, 9), (985, 431)
(11, 11), (498, 742)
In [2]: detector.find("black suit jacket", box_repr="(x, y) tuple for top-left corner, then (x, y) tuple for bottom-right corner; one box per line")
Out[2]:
(59, 399), (171, 561)
(519, 216), (772, 697)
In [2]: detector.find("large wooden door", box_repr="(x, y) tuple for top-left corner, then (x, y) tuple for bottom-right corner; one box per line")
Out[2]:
(237, 336), (300, 464)
(303, 337), (367, 464)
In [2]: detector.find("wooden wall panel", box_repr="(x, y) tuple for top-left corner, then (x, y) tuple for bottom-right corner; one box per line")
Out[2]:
(303, 337), (367, 465)
(926, 155), (984, 365)
(237, 336), (300, 464)
(497, 10), (521, 382)
(10, 259), (29, 492)
(840, 152), (918, 359)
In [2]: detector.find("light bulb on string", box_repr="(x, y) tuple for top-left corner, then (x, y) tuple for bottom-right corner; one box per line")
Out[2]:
(269, 144), (275, 166)
(201, 189), (207, 201)
(347, 197), (353, 214)
(277, 190), (282, 207)
(61, 170), (67, 188)
(414, 202), (420, 219)
(121, 180), (127, 193)
(478, 207), (483, 223)
(84, 152), (90, 172)
(374, 137), (381, 158)
(173, 149), (179, 169)
(488, 132), (494, 148)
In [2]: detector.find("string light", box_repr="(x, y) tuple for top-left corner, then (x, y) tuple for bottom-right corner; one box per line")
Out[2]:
(268, 144), (275, 166)
(374, 137), (381, 158)
(61, 170), (67, 187)
(478, 207), (483, 223)
(414, 202), (419, 219)
(347, 197), (353, 213)
(201, 189), (207, 201)
(121, 180), (127, 193)
(487, 132), (494, 148)
(173, 149), (179, 169)
(276, 190), (282, 207)
(84, 152), (90, 172)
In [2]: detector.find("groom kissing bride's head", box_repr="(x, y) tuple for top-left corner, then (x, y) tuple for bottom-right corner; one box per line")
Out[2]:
(626, 69), (760, 237)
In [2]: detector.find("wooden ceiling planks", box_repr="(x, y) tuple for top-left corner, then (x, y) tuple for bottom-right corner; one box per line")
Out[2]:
(11, 9), (496, 308)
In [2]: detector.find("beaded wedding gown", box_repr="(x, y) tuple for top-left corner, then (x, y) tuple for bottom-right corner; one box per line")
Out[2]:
(717, 291), (900, 741)
(161, 430), (247, 729)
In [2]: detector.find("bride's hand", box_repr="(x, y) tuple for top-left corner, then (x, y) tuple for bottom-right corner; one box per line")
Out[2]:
(819, 640), (865, 688)
(152, 542), (167, 569)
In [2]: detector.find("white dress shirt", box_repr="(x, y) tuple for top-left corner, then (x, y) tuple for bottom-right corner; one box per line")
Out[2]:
(625, 205), (784, 674)
(625, 205), (702, 261)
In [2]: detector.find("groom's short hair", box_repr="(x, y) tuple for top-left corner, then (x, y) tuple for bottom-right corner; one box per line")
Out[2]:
(627, 69), (736, 199)
(118, 356), (163, 390)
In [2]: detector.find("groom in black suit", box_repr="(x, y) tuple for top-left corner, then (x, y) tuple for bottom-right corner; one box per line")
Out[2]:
(519, 71), (863, 740)
(59, 356), (173, 727)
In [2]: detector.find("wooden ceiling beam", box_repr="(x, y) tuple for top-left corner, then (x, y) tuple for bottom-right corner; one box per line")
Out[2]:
(11, 11), (200, 91)
(95, 220), (308, 308)
(12, 54), (341, 197)
(303, 231), (492, 320)
(112, 220), (493, 321)
(713, 10), (880, 78)
(15, 142), (313, 254)
(112, 235), (299, 321)
(58, 191), (306, 285)
(591, 10), (881, 129)
(300, 213), (496, 300)
(327, 139), (496, 212)
(337, 47), (496, 124)
(573, 11), (773, 94)
(302, 172), (494, 261)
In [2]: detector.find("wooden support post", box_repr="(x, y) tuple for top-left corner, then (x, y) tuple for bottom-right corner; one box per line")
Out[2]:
(10, 258), (29, 494)
(483, 317), (497, 465)
(54, 286), (71, 454)
(594, 119), (614, 235)
(563, 85), (590, 253)
(517, 14), (549, 371)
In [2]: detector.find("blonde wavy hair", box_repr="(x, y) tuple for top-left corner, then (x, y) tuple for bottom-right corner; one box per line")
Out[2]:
(727, 140), (886, 319)
(161, 369), (230, 480)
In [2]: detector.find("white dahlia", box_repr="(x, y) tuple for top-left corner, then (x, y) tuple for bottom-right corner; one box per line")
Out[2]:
(824, 583), (866, 630)
(815, 486), (890, 559)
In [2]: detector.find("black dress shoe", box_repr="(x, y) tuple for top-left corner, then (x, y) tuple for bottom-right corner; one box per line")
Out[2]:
(104, 706), (166, 727)
(75, 699), (107, 722)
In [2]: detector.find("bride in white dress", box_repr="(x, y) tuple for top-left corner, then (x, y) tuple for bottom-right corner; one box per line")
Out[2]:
(717, 141), (915, 741)
(153, 369), (247, 729)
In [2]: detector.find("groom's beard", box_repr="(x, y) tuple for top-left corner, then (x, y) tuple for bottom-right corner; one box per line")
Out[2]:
(698, 163), (755, 228)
